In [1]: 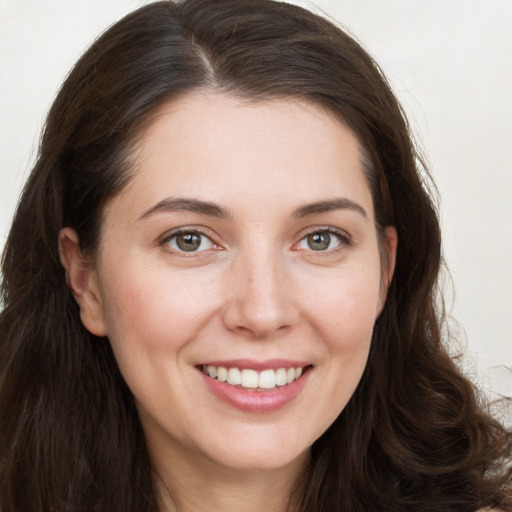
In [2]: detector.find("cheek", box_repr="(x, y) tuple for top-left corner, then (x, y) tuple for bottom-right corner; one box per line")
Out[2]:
(99, 262), (219, 355)
(97, 265), (218, 406)
(303, 266), (382, 349)
(291, 267), (381, 439)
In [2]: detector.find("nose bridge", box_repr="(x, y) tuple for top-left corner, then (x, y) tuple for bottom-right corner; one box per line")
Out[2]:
(222, 239), (297, 338)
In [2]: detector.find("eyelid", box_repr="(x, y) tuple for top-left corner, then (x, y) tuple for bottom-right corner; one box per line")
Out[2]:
(157, 225), (351, 256)
(159, 226), (223, 255)
(293, 226), (352, 252)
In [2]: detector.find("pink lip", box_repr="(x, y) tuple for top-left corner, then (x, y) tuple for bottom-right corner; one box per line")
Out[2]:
(198, 364), (311, 414)
(198, 359), (309, 371)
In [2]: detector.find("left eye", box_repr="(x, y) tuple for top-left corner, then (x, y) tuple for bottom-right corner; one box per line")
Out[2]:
(297, 231), (343, 251)
(165, 231), (214, 252)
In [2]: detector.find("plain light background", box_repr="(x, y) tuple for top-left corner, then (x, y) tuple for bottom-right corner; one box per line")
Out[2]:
(1, 0), (511, 396)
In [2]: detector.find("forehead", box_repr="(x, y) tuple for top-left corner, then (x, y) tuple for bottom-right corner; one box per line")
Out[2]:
(117, 91), (374, 220)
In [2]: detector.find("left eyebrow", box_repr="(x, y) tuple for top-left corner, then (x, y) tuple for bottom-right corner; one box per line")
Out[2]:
(293, 198), (368, 219)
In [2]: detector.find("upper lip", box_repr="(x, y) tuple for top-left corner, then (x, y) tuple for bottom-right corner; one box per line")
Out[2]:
(197, 359), (311, 371)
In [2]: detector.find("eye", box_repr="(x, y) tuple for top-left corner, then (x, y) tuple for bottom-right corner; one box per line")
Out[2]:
(297, 230), (345, 252)
(165, 231), (215, 253)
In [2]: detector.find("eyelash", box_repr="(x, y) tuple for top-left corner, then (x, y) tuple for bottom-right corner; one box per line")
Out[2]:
(294, 227), (351, 254)
(160, 228), (219, 256)
(159, 226), (351, 256)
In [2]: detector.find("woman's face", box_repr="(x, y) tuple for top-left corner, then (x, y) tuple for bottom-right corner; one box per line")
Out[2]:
(64, 92), (396, 476)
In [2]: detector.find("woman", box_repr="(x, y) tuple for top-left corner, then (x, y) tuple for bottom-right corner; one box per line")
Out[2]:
(0, 0), (510, 510)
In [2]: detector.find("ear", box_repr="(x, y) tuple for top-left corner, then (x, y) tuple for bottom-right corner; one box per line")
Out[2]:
(58, 228), (107, 337)
(377, 225), (398, 315)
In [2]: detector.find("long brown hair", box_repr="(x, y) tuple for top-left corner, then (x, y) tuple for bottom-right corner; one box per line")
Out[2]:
(1, 1), (510, 511)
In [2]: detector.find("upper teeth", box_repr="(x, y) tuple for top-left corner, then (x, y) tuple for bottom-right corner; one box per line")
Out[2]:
(202, 365), (304, 390)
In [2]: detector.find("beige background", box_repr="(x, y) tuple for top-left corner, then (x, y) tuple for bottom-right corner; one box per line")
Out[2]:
(1, 0), (511, 396)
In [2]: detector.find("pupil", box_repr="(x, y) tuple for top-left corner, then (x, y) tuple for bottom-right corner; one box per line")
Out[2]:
(308, 232), (330, 251)
(177, 233), (201, 251)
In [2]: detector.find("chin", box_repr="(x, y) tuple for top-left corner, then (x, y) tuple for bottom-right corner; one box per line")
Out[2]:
(197, 434), (311, 474)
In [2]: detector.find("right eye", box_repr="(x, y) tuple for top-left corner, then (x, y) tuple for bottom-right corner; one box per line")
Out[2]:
(164, 231), (215, 253)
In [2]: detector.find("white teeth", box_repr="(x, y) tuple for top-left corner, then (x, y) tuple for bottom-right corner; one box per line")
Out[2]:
(202, 365), (307, 389)
(227, 367), (241, 385)
(258, 369), (276, 389)
(241, 369), (258, 388)
(217, 366), (228, 382)
(275, 368), (287, 386)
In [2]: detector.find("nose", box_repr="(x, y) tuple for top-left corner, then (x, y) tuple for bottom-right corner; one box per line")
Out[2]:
(222, 248), (299, 339)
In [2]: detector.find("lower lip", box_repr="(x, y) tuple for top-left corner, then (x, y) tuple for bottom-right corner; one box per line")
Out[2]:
(200, 369), (310, 413)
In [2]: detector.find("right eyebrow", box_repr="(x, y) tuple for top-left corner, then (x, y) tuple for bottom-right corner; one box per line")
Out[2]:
(138, 197), (231, 221)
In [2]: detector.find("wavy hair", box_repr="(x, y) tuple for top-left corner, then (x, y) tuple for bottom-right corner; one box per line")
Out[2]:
(1, 1), (510, 510)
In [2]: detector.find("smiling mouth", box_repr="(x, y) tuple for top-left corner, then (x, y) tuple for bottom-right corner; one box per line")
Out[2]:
(199, 364), (311, 391)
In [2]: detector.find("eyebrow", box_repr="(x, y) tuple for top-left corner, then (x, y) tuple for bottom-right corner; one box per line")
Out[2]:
(138, 198), (231, 220)
(293, 198), (368, 219)
(138, 196), (368, 221)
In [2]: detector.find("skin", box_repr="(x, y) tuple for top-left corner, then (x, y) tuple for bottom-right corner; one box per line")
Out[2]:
(60, 92), (397, 512)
